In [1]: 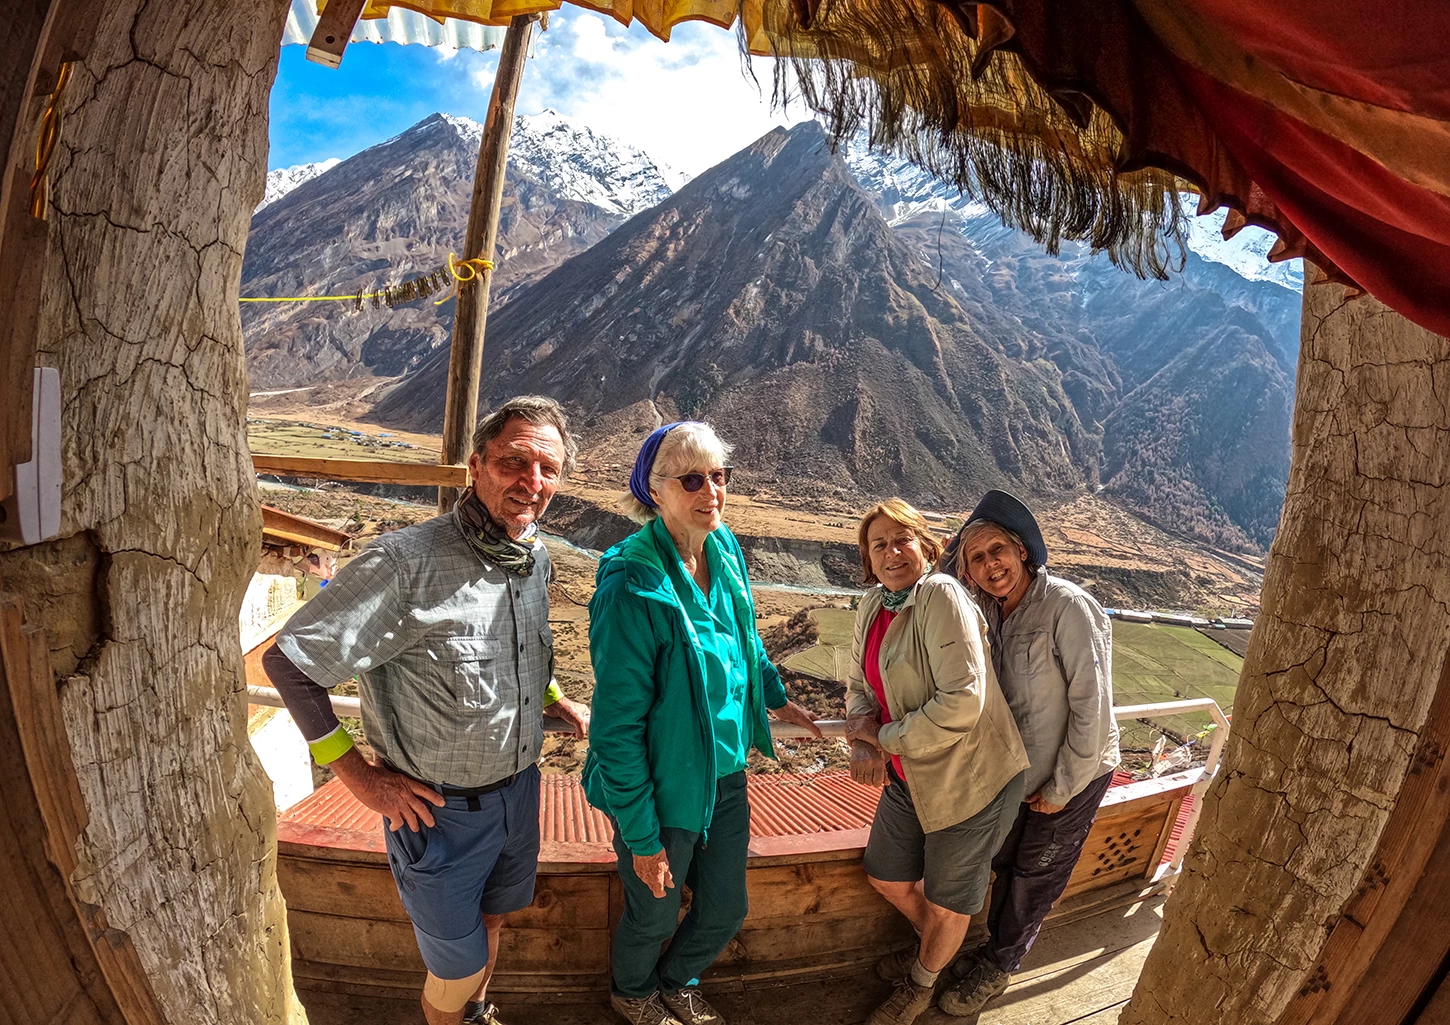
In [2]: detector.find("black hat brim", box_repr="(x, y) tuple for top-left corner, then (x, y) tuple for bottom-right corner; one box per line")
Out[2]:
(943, 489), (1048, 572)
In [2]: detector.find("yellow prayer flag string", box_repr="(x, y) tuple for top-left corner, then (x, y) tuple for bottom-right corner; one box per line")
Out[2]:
(434, 253), (494, 306)
(238, 252), (494, 309)
(239, 293), (378, 303)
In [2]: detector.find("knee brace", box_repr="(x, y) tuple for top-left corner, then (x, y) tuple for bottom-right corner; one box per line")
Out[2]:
(422, 967), (488, 1013)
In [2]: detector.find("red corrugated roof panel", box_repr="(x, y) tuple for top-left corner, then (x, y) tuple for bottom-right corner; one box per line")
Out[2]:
(278, 770), (1165, 862)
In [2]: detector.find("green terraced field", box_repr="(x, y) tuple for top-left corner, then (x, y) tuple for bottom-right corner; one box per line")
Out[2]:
(782, 608), (857, 680)
(247, 418), (435, 462)
(1098, 621), (1240, 750)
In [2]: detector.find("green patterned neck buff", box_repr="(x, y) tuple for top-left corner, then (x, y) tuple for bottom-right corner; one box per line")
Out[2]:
(882, 583), (915, 613)
(455, 490), (538, 576)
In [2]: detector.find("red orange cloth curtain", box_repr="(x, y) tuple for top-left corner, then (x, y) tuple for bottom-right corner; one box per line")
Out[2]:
(939, 0), (1450, 335)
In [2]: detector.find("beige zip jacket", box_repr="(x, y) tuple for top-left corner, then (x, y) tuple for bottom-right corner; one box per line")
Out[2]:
(847, 572), (1030, 832)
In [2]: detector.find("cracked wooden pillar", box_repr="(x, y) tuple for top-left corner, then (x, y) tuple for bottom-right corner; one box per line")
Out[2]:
(0, 0), (304, 1022)
(1122, 280), (1450, 1025)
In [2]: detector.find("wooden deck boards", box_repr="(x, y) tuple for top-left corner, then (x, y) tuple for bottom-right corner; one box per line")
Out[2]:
(296, 894), (1164, 1025)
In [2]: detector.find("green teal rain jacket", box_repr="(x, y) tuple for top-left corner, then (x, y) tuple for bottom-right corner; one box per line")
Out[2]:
(582, 518), (787, 855)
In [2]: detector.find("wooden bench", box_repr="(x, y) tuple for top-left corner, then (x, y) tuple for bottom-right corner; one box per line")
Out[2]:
(275, 768), (1197, 997)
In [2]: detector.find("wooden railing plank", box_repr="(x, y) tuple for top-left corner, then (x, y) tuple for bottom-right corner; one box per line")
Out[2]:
(252, 454), (468, 487)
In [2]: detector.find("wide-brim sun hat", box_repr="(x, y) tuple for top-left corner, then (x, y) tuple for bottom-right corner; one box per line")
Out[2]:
(944, 489), (1048, 571)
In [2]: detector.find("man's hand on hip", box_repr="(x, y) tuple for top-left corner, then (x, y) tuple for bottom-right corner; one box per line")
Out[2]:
(544, 695), (590, 737)
(329, 748), (445, 832)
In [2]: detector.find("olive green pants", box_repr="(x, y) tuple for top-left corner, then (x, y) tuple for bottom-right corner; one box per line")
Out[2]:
(608, 772), (750, 998)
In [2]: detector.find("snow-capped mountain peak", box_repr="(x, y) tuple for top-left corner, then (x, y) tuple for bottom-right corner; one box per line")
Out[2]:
(842, 139), (989, 224)
(257, 158), (340, 211)
(507, 108), (689, 216)
(438, 112), (483, 146)
(845, 136), (1303, 292)
(1180, 195), (1303, 292)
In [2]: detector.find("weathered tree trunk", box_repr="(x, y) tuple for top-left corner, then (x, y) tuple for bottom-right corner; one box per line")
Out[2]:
(0, 0), (302, 1021)
(1122, 282), (1450, 1023)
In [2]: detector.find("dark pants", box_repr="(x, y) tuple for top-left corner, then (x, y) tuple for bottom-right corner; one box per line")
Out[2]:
(609, 772), (751, 998)
(985, 771), (1114, 972)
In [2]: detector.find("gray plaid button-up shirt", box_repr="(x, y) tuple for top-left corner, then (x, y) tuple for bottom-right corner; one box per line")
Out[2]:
(276, 508), (554, 788)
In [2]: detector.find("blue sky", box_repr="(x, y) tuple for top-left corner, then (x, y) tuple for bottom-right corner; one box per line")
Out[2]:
(269, 9), (807, 176)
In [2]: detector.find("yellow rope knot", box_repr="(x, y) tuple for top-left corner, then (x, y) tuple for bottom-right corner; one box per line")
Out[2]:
(30, 61), (76, 220)
(434, 253), (495, 305)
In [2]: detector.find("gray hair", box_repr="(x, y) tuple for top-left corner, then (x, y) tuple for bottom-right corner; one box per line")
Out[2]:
(954, 518), (1035, 583)
(617, 422), (734, 524)
(471, 395), (578, 478)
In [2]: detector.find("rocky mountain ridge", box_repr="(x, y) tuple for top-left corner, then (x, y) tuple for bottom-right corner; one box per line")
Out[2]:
(246, 114), (1299, 550)
(848, 145), (1298, 549)
(375, 124), (1112, 509)
(242, 110), (679, 388)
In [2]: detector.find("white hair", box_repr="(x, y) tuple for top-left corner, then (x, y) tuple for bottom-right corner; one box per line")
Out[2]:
(616, 422), (734, 524)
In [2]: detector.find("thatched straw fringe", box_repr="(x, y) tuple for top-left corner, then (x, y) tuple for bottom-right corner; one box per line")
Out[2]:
(748, 0), (1187, 279)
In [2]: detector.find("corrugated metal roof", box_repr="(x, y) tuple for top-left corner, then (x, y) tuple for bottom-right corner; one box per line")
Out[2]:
(281, 0), (507, 54)
(280, 772), (884, 850)
(278, 771), (1196, 864)
(540, 772), (612, 845)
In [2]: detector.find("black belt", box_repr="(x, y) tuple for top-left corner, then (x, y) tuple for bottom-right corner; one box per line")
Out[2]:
(438, 772), (519, 811)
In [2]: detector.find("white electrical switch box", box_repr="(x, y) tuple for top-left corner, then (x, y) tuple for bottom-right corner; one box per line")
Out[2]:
(1, 367), (62, 545)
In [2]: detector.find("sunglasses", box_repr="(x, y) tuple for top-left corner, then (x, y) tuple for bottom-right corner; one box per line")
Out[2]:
(669, 467), (733, 492)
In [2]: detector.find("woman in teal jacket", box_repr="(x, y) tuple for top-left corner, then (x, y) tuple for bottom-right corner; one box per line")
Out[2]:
(584, 421), (819, 1025)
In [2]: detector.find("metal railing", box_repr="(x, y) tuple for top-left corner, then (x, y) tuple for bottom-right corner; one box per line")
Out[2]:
(247, 687), (1227, 869)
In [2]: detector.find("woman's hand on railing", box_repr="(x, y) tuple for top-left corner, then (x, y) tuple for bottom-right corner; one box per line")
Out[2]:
(845, 713), (882, 749)
(544, 695), (590, 737)
(632, 848), (675, 898)
(849, 740), (888, 787)
(771, 701), (823, 737)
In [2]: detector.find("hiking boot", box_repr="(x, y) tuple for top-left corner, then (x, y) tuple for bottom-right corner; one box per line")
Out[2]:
(876, 946), (920, 982)
(866, 978), (936, 1025)
(611, 992), (684, 1025)
(938, 961), (1010, 1017)
(461, 1001), (508, 1025)
(659, 986), (725, 1025)
(946, 943), (992, 982)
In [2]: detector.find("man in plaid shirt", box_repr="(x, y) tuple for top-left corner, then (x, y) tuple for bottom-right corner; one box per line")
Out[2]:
(264, 395), (588, 1025)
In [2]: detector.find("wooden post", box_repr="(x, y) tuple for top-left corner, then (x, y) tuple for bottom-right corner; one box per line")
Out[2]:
(1121, 282), (1450, 1025)
(438, 13), (536, 512)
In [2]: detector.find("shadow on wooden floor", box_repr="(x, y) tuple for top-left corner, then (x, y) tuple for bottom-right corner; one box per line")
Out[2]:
(298, 892), (1164, 1025)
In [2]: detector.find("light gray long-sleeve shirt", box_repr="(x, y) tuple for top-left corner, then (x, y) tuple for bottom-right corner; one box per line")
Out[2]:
(980, 572), (1120, 806)
(274, 508), (556, 788)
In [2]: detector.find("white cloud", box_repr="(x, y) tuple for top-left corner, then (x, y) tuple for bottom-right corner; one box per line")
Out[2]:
(470, 11), (810, 177)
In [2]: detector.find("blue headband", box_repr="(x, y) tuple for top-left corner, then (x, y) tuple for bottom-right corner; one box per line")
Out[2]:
(629, 421), (690, 509)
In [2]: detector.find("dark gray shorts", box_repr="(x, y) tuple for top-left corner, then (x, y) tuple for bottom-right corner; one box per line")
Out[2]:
(383, 764), (541, 979)
(863, 768), (1027, 915)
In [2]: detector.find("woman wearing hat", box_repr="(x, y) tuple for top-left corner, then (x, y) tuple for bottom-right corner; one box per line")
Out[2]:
(584, 421), (820, 1025)
(844, 499), (1029, 1025)
(934, 491), (1120, 1018)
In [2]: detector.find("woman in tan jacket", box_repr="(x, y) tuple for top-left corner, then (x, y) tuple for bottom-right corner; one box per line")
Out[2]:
(845, 500), (1029, 1025)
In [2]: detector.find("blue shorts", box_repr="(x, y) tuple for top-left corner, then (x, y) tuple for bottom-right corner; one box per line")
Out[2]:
(383, 763), (541, 979)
